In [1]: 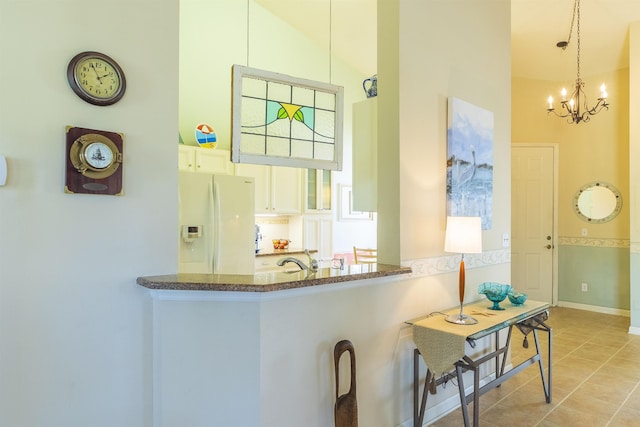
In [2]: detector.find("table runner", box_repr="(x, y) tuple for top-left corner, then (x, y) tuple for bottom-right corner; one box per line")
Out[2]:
(411, 300), (548, 382)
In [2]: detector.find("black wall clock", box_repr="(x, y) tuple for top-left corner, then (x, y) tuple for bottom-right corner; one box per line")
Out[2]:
(67, 51), (126, 106)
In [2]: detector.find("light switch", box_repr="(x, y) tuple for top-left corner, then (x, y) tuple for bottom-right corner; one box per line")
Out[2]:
(0, 155), (6, 186)
(502, 233), (510, 247)
(581, 228), (588, 237)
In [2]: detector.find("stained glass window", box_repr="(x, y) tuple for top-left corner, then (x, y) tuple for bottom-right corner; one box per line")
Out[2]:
(231, 65), (344, 170)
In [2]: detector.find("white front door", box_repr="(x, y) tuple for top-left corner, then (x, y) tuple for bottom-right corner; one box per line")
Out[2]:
(511, 145), (556, 303)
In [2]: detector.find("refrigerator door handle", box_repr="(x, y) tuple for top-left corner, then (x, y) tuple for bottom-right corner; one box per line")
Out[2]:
(211, 179), (219, 273)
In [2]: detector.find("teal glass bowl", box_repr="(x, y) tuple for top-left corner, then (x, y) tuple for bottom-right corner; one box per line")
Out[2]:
(478, 282), (513, 310)
(508, 291), (528, 306)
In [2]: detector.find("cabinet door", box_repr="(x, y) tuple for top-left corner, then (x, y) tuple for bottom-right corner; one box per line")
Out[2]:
(178, 145), (234, 174)
(318, 216), (333, 262)
(178, 145), (196, 171)
(320, 169), (332, 211)
(196, 149), (234, 174)
(235, 163), (270, 214)
(271, 166), (301, 214)
(305, 169), (332, 212)
(303, 216), (333, 267)
(255, 255), (283, 272)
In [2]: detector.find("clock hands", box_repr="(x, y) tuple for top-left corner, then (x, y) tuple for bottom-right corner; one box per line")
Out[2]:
(89, 64), (113, 84)
(89, 63), (103, 84)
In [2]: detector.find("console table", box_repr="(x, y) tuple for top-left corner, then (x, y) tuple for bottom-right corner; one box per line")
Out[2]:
(406, 300), (552, 427)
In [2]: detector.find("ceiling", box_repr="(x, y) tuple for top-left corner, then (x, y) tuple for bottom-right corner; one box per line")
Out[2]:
(512, 0), (640, 81)
(258, 0), (640, 82)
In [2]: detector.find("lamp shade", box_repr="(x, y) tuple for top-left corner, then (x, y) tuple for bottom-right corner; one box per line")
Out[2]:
(444, 216), (482, 254)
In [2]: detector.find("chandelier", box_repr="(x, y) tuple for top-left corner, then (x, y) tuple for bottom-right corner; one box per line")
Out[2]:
(546, 0), (609, 124)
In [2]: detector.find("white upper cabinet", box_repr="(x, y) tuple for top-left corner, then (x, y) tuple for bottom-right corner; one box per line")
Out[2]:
(178, 145), (234, 175)
(235, 163), (302, 215)
(271, 166), (302, 214)
(352, 99), (378, 212)
(304, 169), (332, 213)
(236, 163), (269, 213)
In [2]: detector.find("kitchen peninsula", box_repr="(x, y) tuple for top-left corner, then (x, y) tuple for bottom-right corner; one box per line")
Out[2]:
(137, 263), (412, 426)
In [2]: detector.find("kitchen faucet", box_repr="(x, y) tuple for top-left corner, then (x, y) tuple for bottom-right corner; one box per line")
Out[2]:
(277, 249), (318, 272)
(277, 257), (308, 270)
(305, 249), (319, 272)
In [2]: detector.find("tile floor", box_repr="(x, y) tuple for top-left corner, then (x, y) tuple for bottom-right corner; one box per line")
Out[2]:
(429, 307), (640, 427)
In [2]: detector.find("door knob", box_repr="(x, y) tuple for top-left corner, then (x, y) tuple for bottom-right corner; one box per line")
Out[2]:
(545, 244), (552, 249)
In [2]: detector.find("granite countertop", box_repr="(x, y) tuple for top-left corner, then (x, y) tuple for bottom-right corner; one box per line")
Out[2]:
(137, 263), (411, 292)
(255, 248), (317, 257)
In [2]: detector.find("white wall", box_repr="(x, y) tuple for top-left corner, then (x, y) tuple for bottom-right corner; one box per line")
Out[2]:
(380, 0), (513, 422)
(396, 0), (512, 261)
(153, 297), (261, 426)
(376, 0), (512, 263)
(0, 1), (178, 425)
(630, 21), (640, 331)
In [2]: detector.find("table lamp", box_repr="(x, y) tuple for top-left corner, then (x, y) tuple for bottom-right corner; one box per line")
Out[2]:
(444, 216), (483, 325)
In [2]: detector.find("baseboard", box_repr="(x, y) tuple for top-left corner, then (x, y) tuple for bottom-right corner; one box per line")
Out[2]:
(556, 300), (630, 317)
(629, 326), (640, 336)
(396, 372), (501, 427)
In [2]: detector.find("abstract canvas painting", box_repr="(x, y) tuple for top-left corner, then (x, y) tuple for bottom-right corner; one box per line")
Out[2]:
(446, 97), (494, 229)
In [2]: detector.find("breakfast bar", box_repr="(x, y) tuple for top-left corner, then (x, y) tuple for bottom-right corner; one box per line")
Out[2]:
(137, 263), (411, 292)
(137, 263), (412, 426)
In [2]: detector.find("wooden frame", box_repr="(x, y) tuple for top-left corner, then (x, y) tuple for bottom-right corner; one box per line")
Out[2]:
(231, 64), (344, 170)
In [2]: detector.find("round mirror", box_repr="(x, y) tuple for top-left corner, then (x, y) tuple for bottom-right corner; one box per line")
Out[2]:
(573, 182), (622, 223)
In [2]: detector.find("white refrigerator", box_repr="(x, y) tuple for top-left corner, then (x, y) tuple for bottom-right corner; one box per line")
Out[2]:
(178, 172), (255, 275)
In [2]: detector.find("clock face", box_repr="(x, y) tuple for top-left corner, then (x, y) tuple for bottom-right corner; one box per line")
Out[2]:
(67, 52), (126, 106)
(74, 57), (121, 100)
(84, 142), (114, 169)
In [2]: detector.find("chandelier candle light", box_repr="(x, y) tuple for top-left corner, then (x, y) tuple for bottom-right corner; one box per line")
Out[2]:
(546, 0), (609, 124)
(444, 216), (483, 325)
